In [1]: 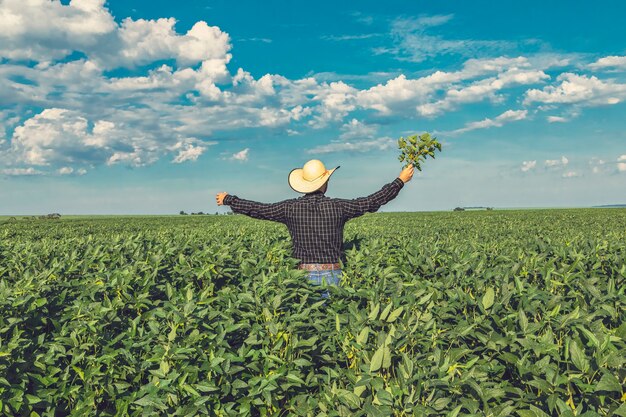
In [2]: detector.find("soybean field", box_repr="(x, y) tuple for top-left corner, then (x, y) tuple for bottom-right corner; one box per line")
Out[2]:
(1, 209), (625, 416)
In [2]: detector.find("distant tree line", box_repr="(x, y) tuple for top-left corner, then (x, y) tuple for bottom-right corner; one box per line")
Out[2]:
(3, 214), (62, 222)
(453, 207), (494, 212)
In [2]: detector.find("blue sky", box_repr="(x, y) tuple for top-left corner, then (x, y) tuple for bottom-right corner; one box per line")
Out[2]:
(0, 0), (625, 214)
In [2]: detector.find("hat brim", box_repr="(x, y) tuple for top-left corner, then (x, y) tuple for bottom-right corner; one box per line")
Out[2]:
(288, 166), (339, 193)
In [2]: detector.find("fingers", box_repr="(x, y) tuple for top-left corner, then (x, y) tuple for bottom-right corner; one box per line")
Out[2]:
(400, 165), (414, 183)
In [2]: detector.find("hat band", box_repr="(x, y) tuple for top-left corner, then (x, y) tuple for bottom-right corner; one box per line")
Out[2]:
(304, 170), (328, 182)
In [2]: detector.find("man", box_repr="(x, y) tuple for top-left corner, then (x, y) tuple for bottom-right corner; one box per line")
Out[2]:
(215, 159), (414, 292)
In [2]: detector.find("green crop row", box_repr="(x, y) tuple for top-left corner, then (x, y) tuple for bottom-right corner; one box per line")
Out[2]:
(1, 210), (625, 416)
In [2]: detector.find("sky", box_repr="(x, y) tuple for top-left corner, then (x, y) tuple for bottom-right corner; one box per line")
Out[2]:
(0, 0), (625, 214)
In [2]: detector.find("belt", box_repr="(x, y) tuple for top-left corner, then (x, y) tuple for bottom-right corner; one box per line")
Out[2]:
(298, 263), (341, 271)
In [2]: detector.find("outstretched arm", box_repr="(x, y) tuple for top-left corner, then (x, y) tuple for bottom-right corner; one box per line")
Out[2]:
(338, 165), (414, 220)
(216, 192), (287, 223)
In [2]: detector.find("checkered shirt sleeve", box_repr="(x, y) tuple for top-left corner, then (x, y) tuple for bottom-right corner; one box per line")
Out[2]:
(336, 178), (404, 220)
(223, 195), (288, 223)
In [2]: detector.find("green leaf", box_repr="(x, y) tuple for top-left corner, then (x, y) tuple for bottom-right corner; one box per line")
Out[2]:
(381, 346), (391, 369)
(595, 373), (621, 392)
(577, 326), (599, 348)
(379, 302), (393, 321)
(518, 310), (529, 333)
(337, 389), (361, 408)
(182, 384), (201, 397)
(356, 327), (370, 345)
(134, 395), (158, 407)
(369, 303), (380, 320)
(372, 388), (393, 406)
(72, 365), (84, 381)
(447, 405), (463, 417)
(482, 287), (495, 310)
(159, 360), (170, 375)
(168, 326), (177, 342)
(231, 379), (248, 390)
(354, 385), (366, 397)
(386, 307), (403, 323)
(614, 403), (626, 417)
(569, 340), (589, 373)
(286, 374), (305, 385)
(518, 406), (550, 417)
(25, 394), (41, 405)
(370, 346), (384, 372)
(293, 358), (312, 367)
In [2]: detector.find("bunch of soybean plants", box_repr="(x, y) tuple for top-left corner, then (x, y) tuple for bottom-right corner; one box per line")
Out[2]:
(0, 209), (625, 417)
(397, 133), (442, 171)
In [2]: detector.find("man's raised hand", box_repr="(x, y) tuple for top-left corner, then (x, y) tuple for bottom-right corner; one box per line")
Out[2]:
(398, 165), (414, 183)
(216, 192), (228, 206)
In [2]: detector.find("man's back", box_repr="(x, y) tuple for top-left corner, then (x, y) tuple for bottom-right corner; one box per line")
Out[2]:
(284, 191), (346, 264)
(223, 178), (405, 264)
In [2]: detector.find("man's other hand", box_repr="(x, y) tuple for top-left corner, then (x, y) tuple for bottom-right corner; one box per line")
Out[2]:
(216, 192), (228, 206)
(398, 165), (414, 183)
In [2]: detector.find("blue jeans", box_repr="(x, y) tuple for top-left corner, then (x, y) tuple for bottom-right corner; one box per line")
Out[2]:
(307, 269), (342, 298)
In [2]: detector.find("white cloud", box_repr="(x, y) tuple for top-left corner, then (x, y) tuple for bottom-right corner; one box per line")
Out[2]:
(230, 148), (250, 162)
(311, 81), (358, 126)
(545, 156), (569, 168)
(357, 74), (432, 115)
(589, 157), (608, 174)
(547, 115), (569, 123)
(618, 155), (626, 172)
(524, 73), (626, 106)
(448, 109), (527, 135)
(562, 171), (579, 178)
(0, 0), (231, 71)
(232, 70), (276, 96)
(378, 15), (518, 63)
(521, 160), (537, 172)
(339, 119), (377, 140)
(0, 108), (216, 171)
(0, 0), (117, 62)
(417, 69), (548, 117)
(98, 18), (231, 69)
(170, 139), (209, 163)
(56, 165), (87, 176)
(322, 33), (383, 42)
(172, 147), (204, 163)
(589, 56), (626, 70)
(239, 37), (272, 43)
(9, 108), (94, 166)
(356, 57), (549, 117)
(1, 167), (42, 176)
(307, 137), (395, 154)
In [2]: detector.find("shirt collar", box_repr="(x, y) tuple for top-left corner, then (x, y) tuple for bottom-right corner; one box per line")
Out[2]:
(302, 190), (325, 198)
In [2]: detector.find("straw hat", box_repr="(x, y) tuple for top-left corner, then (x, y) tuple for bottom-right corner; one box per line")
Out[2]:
(288, 159), (339, 193)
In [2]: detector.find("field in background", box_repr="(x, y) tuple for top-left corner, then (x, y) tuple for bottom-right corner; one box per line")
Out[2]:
(1, 210), (625, 416)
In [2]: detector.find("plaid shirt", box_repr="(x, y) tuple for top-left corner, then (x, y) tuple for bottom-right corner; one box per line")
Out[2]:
(223, 178), (404, 264)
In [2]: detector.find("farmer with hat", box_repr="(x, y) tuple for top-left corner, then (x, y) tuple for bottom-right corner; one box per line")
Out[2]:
(216, 160), (414, 293)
